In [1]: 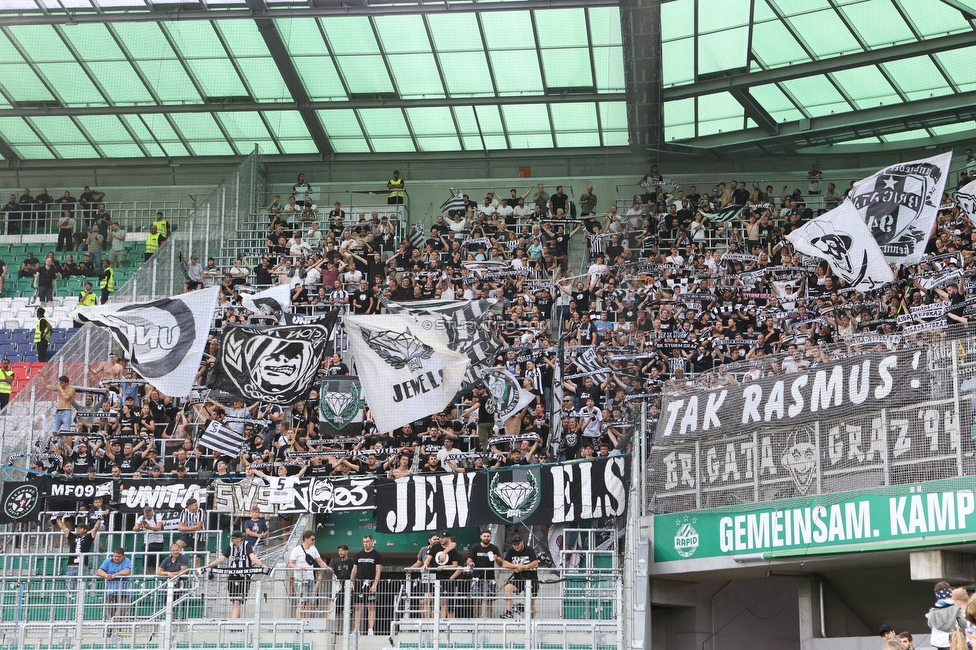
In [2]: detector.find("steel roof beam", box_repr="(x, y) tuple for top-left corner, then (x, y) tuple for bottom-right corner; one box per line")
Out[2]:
(663, 31), (976, 102)
(0, 0), (619, 26)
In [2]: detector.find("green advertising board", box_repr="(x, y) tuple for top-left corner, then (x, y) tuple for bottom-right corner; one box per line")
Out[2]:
(654, 477), (976, 563)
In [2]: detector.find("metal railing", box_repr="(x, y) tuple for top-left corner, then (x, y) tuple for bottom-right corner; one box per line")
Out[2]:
(0, 201), (186, 241)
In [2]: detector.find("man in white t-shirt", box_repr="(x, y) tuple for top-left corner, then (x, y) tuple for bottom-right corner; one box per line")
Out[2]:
(579, 397), (603, 440)
(289, 235), (311, 258)
(288, 531), (328, 618)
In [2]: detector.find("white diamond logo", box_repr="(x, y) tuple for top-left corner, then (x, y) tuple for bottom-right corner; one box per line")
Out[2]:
(325, 392), (353, 415)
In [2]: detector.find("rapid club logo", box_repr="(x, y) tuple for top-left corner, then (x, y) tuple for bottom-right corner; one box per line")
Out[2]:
(3, 484), (39, 521)
(673, 521), (699, 558)
(488, 466), (541, 523)
(362, 327), (433, 371)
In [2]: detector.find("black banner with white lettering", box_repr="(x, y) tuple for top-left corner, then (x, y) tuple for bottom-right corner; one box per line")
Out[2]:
(44, 479), (115, 511)
(114, 479), (211, 513)
(210, 476), (375, 516)
(375, 455), (630, 534)
(657, 350), (922, 439)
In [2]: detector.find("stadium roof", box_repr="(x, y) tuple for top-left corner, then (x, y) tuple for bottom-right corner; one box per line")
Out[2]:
(0, 0), (972, 162)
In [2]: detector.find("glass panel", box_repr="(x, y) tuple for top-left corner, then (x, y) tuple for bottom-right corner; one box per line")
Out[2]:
(29, 116), (87, 143)
(603, 131), (628, 146)
(159, 141), (189, 158)
(60, 24), (126, 61)
(358, 108), (409, 137)
(749, 84), (805, 122)
(0, 34), (25, 64)
(438, 52), (495, 96)
(330, 138), (370, 153)
(388, 54), (444, 98)
(481, 11), (534, 49)
(164, 21), (227, 58)
(752, 17), (811, 67)
(541, 48), (592, 88)
(0, 64), (55, 102)
(935, 47), (976, 92)
(475, 105), (504, 136)
(426, 14), (480, 52)
(135, 60), (202, 103)
(699, 0), (750, 32)
(369, 137), (415, 153)
(664, 98), (695, 127)
(838, 0), (915, 47)
(6, 25), (73, 62)
(189, 140), (235, 156)
(120, 114), (163, 156)
(51, 143), (99, 158)
(214, 21), (271, 58)
(417, 136), (461, 152)
(660, 0), (694, 41)
(780, 75), (852, 117)
(589, 5), (622, 46)
(86, 62), (152, 105)
(550, 102), (598, 132)
(461, 135), (484, 150)
(275, 18), (328, 56)
(831, 65), (900, 106)
(185, 59), (248, 98)
(0, 116), (46, 145)
(931, 122), (975, 136)
(278, 139), (319, 155)
(216, 112), (271, 140)
(112, 23), (176, 60)
(772, 0), (831, 16)
(320, 17), (379, 55)
(169, 112), (225, 141)
(336, 56), (394, 94)
(405, 107), (455, 136)
(501, 104), (550, 140)
(593, 46), (625, 92)
(555, 130), (600, 147)
(293, 56), (346, 101)
(662, 39), (694, 86)
(374, 14), (431, 54)
(598, 101), (627, 130)
(36, 62), (105, 105)
(263, 111), (310, 139)
(880, 129), (931, 142)
(99, 143), (145, 157)
(905, 0), (971, 37)
(237, 58), (292, 102)
(14, 145), (56, 159)
(483, 135), (508, 150)
(698, 93), (743, 121)
(453, 106), (479, 135)
(509, 133), (553, 149)
(317, 110), (363, 138)
(882, 56), (953, 101)
(535, 8), (587, 48)
(489, 50), (543, 94)
(698, 27), (748, 74)
(786, 10), (861, 58)
(76, 115), (135, 143)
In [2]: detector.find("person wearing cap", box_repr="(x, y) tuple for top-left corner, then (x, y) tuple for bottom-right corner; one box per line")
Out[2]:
(500, 535), (539, 619)
(327, 544), (353, 620)
(56, 513), (102, 598)
(926, 581), (967, 650)
(409, 533), (440, 618)
(202, 531), (265, 619)
(387, 170), (405, 205)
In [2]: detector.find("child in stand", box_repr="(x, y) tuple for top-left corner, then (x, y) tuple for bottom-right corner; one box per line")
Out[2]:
(926, 582), (967, 650)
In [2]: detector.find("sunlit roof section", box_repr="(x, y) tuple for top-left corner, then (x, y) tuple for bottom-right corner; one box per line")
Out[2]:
(661, 0), (976, 149)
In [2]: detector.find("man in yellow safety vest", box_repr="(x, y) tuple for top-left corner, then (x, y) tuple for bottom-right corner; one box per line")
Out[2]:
(387, 170), (405, 205)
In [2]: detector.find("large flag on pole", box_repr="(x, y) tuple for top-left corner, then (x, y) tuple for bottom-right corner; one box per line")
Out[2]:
(241, 284), (291, 315)
(209, 312), (339, 405)
(703, 204), (748, 223)
(955, 178), (976, 219)
(440, 188), (466, 215)
(75, 287), (219, 397)
(846, 151), (952, 264)
(786, 202), (894, 292)
(343, 314), (469, 434)
(200, 419), (245, 457)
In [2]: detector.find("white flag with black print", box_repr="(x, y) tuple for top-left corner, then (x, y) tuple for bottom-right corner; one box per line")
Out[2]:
(240, 284), (291, 315)
(572, 347), (609, 383)
(846, 151), (952, 264)
(955, 178), (976, 219)
(440, 188), (466, 215)
(343, 314), (469, 434)
(200, 419), (245, 457)
(478, 367), (536, 424)
(786, 202), (894, 292)
(75, 287), (219, 397)
(703, 204), (748, 224)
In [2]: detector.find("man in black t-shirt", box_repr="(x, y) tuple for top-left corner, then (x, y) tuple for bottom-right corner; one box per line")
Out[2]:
(351, 535), (383, 635)
(423, 532), (462, 618)
(327, 544), (353, 619)
(56, 516), (102, 599)
(466, 529), (502, 618)
(501, 536), (539, 619)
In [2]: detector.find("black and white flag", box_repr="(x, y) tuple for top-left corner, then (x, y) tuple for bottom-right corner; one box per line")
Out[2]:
(75, 287), (219, 397)
(787, 202), (894, 292)
(200, 419), (244, 457)
(318, 376), (365, 437)
(955, 179), (976, 219)
(343, 314), (468, 434)
(210, 311), (339, 405)
(572, 347), (609, 383)
(408, 223), (426, 250)
(440, 188), (466, 215)
(241, 284), (291, 315)
(478, 367), (536, 424)
(847, 151), (952, 264)
(703, 204), (748, 223)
